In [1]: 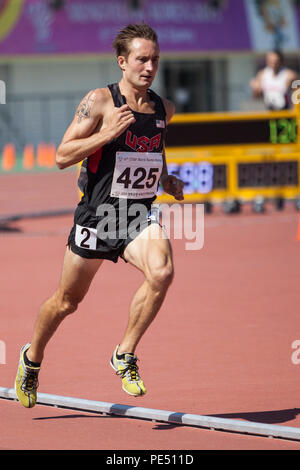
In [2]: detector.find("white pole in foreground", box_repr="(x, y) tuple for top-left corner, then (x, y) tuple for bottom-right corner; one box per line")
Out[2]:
(1, 386), (300, 441)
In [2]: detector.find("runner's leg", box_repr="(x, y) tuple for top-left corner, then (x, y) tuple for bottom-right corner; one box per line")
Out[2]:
(118, 223), (174, 354)
(27, 246), (103, 363)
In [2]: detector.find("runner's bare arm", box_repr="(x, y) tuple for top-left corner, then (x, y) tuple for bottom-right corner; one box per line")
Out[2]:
(287, 69), (299, 90)
(250, 70), (263, 98)
(56, 89), (135, 169)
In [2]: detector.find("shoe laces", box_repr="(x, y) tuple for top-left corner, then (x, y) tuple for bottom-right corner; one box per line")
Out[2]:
(116, 356), (140, 382)
(21, 367), (39, 393)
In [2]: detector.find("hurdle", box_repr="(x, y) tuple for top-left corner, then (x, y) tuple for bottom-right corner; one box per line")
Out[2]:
(1, 387), (300, 441)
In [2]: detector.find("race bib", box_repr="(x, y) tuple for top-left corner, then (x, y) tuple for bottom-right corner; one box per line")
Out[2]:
(110, 152), (163, 199)
(75, 224), (98, 250)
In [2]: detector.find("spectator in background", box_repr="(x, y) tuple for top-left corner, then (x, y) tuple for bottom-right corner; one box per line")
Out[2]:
(249, 49), (298, 110)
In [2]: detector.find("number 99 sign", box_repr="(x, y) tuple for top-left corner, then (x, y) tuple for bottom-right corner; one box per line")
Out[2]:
(158, 162), (214, 195)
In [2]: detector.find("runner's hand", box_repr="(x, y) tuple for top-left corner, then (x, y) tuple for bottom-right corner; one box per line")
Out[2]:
(160, 175), (184, 201)
(106, 104), (136, 139)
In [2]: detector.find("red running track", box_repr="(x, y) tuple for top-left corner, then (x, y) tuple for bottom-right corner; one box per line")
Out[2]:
(1, 172), (300, 450)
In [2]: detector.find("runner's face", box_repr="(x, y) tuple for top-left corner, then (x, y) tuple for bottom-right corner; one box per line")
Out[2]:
(266, 52), (282, 72)
(119, 38), (160, 89)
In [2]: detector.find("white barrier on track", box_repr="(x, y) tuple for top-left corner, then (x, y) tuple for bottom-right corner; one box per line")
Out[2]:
(1, 386), (300, 441)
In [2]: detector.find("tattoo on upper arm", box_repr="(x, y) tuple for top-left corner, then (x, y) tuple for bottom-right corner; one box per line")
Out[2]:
(76, 92), (96, 123)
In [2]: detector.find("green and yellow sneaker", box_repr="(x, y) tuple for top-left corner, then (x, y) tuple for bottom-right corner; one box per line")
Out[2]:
(110, 345), (146, 397)
(15, 344), (40, 408)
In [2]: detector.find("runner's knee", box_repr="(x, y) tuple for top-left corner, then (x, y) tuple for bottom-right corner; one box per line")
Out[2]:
(147, 260), (174, 291)
(59, 297), (79, 317)
(53, 292), (81, 319)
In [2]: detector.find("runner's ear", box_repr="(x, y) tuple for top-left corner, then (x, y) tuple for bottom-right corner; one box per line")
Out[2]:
(117, 56), (126, 71)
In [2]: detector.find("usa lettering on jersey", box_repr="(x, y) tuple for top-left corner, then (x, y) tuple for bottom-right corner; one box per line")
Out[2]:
(125, 130), (161, 152)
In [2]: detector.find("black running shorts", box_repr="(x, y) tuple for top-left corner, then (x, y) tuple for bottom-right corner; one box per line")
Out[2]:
(67, 201), (160, 263)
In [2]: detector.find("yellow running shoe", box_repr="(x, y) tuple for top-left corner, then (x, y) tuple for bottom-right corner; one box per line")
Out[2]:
(15, 344), (40, 408)
(110, 345), (146, 396)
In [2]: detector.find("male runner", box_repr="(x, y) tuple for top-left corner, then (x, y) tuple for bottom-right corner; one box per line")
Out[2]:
(250, 49), (298, 110)
(15, 23), (184, 407)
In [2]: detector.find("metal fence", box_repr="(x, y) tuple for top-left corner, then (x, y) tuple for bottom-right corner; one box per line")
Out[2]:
(1, 84), (256, 152)
(0, 90), (91, 152)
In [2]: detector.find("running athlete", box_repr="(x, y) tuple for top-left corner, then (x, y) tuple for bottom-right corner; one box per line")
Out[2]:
(15, 23), (184, 407)
(250, 50), (298, 110)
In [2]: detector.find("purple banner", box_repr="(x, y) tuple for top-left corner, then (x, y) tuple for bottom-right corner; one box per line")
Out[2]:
(0, 0), (299, 56)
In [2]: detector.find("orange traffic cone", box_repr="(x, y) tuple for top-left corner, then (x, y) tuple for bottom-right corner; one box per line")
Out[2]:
(47, 143), (56, 167)
(37, 143), (47, 167)
(2, 143), (16, 171)
(37, 143), (56, 167)
(23, 144), (35, 170)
